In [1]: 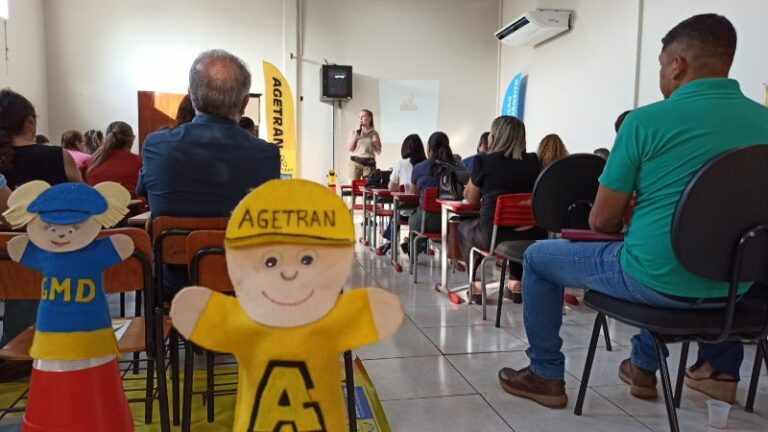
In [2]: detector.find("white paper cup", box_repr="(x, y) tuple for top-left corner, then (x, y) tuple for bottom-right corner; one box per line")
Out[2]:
(706, 399), (731, 429)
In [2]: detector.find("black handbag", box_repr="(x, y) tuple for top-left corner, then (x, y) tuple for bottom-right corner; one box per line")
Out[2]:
(434, 161), (469, 200)
(365, 169), (392, 189)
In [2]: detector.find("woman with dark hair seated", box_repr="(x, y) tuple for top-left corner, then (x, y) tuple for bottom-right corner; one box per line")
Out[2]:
(175, 94), (196, 127)
(376, 134), (427, 255)
(402, 131), (454, 254)
(0, 89), (81, 381)
(459, 115), (545, 303)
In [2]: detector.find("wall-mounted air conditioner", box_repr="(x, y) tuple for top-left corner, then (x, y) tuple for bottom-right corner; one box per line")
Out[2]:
(495, 10), (572, 47)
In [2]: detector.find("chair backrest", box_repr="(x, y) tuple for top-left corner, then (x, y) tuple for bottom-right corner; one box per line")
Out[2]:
(100, 228), (153, 296)
(186, 230), (233, 292)
(532, 154), (606, 232)
(351, 179), (367, 194)
(420, 187), (441, 213)
(672, 145), (768, 283)
(494, 193), (535, 228)
(152, 216), (229, 265)
(0, 228), (153, 301)
(0, 232), (43, 300)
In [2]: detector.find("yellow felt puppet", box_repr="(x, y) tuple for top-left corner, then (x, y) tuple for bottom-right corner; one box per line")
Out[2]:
(170, 179), (404, 432)
(3, 181), (134, 432)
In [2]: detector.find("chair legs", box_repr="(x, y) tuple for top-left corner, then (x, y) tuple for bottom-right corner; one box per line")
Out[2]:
(145, 344), (156, 424)
(746, 338), (768, 413)
(170, 331), (181, 425)
(181, 341), (195, 432)
(479, 256), (490, 320)
(343, 350), (358, 432)
(495, 259), (508, 328)
(153, 307), (171, 432)
(575, 313), (604, 415)
(650, 333), (680, 432)
(206, 350), (215, 422)
(673, 342), (689, 408)
(601, 317), (613, 352)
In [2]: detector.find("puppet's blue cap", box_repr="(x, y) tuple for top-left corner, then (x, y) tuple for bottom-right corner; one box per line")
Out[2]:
(28, 183), (107, 225)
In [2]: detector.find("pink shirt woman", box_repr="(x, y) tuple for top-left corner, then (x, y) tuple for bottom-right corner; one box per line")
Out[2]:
(61, 129), (92, 170)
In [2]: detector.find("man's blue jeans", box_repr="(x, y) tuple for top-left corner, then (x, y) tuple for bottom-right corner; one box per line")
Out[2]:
(522, 240), (742, 380)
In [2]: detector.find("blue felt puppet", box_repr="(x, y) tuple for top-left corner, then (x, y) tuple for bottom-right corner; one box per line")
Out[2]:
(3, 181), (135, 432)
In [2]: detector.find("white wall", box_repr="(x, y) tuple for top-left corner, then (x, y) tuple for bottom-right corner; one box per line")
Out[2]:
(499, 0), (768, 154)
(0, 0), (49, 135)
(299, 0), (500, 182)
(41, 0), (500, 182)
(499, 0), (640, 154)
(43, 0), (286, 148)
(638, 0), (768, 106)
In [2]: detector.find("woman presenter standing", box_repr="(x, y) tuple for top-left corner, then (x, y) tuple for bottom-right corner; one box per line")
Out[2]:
(347, 109), (381, 181)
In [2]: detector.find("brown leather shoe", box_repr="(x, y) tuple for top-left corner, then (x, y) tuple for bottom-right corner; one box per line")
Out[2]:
(618, 359), (657, 399)
(683, 360), (738, 404)
(498, 366), (567, 408)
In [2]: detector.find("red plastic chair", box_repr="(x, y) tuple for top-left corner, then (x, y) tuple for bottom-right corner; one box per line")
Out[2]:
(469, 193), (535, 319)
(409, 187), (442, 283)
(350, 179), (368, 211)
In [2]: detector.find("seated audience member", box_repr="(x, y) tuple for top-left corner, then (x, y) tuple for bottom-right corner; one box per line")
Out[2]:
(61, 129), (92, 170)
(35, 134), (49, 145)
(0, 174), (10, 214)
(83, 129), (104, 154)
(593, 148), (610, 159)
(175, 94), (196, 127)
(462, 132), (490, 172)
(458, 116), (544, 302)
(138, 49), (279, 217)
(499, 14), (768, 407)
(537, 134), (569, 167)
(0, 90), (81, 379)
(390, 134), (425, 192)
(592, 111), (629, 161)
(376, 134), (427, 255)
(239, 116), (258, 137)
(84, 121), (142, 194)
(137, 49), (280, 298)
(403, 131), (453, 253)
(615, 109), (632, 133)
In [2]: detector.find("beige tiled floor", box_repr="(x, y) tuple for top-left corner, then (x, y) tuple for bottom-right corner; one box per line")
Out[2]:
(351, 235), (768, 431)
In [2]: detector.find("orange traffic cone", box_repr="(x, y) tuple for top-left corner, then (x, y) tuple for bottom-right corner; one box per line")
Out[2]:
(22, 359), (133, 432)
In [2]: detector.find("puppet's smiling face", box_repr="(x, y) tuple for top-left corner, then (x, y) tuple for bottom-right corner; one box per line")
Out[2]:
(27, 216), (101, 252)
(226, 243), (354, 327)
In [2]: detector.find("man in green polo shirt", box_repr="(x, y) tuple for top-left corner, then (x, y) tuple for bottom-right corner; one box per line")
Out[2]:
(498, 14), (768, 408)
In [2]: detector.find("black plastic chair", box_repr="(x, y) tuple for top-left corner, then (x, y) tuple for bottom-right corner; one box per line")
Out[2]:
(493, 154), (612, 354)
(574, 145), (768, 432)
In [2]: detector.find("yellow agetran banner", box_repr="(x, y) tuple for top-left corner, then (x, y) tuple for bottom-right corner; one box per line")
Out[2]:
(263, 61), (297, 178)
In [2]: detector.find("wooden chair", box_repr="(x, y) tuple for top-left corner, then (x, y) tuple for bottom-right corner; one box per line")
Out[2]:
(0, 233), (40, 420)
(181, 230), (235, 432)
(181, 231), (360, 432)
(150, 216), (228, 424)
(0, 228), (171, 431)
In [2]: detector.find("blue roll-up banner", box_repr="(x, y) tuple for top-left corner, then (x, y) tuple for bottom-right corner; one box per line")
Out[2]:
(501, 72), (528, 119)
